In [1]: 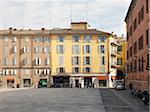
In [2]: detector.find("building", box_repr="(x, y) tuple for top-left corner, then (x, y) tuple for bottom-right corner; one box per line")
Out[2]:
(117, 37), (127, 80)
(0, 22), (123, 88)
(125, 0), (149, 90)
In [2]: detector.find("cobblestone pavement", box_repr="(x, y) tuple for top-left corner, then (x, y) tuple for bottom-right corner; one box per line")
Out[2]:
(100, 88), (149, 112)
(0, 88), (105, 112)
(0, 88), (149, 112)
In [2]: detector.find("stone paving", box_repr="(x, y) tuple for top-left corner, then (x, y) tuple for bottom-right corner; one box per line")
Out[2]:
(100, 88), (149, 112)
(0, 88), (149, 112)
(0, 88), (106, 112)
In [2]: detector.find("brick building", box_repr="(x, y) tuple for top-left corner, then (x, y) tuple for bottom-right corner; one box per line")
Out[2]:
(125, 0), (149, 90)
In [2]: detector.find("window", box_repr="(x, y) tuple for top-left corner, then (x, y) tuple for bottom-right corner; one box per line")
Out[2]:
(34, 46), (42, 53)
(72, 45), (80, 54)
(34, 37), (43, 42)
(100, 67), (105, 73)
(59, 56), (64, 66)
(23, 46), (29, 53)
(84, 56), (91, 65)
(45, 58), (50, 65)
(57, 67), (65, 73)
(99, 45), (105, 53)
(23, 58), (29, 65)
(146, 29), (149, 45)
(127, 32), (129, 40)
(130, 62), (133, 72)
(43, 46), (50, 53)
(146, 0), (149, 13)
(127, 50), (129, 59)
(3, 57), (9, 66)
(138, 58), (141, 71)
(138, 35), (143, 50)
(101, 56), (105, 65)
(130, 26), (132, 36)
(134, 18), (137, 31)
(43, 37), (50, 43)
(117, 46), (122, 52)
(117, 58), (123, 65)
(58, 36), (64, 42)
(3, 36), (9, 42)
(12, 46), (17, 53)
(13, 69), (17, 75)
(141, 57), (144, 71)
(73, 35), (80, 42)
(72, 67), (80, 73)
(84, 45), (92, 54)
(84, 35), (91, 42)
(12, 36), (17, 42)
(12, 58), (17, 65)
(83, 67), (91, 73)
(72, 56), (80, 65)
(134, 58), (137, 71)
(141, 6), (144, 21)
(35, 58), (41, 65)
(134, 42), (137, 54)
(130, 47), (132, 57)
(98, 35), (106, 42)
(57, 45), (64, 54)
(138, 11), (141, 24)
(146, 54), (149, 70)
(138, 6), (144, 24)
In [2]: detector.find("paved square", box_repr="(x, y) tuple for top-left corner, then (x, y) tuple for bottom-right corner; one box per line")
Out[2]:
(0, 88), (106, 112)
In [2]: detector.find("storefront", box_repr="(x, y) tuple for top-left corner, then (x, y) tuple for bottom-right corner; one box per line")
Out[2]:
(23, 79), (31, 87)
(84, 77), (92, 88)
(97, 76), (108, 87)
(38, 79), (47, 88)
(7, 76), (15, 88)
(53, 76), (70, 88)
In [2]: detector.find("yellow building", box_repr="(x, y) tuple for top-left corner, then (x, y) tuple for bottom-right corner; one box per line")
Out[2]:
(116, 37), (127, 79)
(0, 22), (124, 88)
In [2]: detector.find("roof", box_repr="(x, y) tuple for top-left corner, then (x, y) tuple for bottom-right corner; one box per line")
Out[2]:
(124, 0), (138, 22)
(0, 29), (111, 35)
(71, 22), (88, 24)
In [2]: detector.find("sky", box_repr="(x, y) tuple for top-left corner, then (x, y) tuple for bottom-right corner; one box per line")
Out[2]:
(0, 0), (131, 36)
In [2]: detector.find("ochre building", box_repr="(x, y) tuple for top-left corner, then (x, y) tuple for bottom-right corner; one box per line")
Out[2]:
(0, 22), (125, 88)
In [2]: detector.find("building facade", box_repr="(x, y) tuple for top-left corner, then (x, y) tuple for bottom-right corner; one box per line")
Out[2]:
(0, 22), (123, 88)
(125, 0), (149, 90)
(117, 37), (127, 80)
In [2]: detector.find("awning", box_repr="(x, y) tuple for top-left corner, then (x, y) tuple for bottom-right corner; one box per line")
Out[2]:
(111, 76), (116, 80)
(97, 76), (108, 80)
(7, 76), (14, 81)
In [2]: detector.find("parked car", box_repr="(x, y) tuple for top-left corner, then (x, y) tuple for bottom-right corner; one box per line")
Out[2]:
(115, 83), (125, 90)
(113, 80), (124, 88)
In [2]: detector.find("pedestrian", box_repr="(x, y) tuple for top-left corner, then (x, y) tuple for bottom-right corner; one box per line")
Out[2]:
(129, 83), (133, 91)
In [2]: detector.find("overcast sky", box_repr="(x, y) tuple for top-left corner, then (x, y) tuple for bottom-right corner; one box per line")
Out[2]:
(0, 0), (131, 36)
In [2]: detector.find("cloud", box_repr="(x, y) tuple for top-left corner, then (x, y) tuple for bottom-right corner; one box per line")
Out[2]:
(0, 0), (131, 36)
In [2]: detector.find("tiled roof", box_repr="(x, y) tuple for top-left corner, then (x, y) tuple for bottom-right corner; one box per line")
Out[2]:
(0, 29), (111, 35)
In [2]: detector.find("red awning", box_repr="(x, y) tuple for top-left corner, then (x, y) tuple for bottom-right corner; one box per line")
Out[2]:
(7, 76), (14, 81)
(97, 76), (108, 80)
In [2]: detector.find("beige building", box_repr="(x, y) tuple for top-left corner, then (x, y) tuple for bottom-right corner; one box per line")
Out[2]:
(0, 22), (124, 88)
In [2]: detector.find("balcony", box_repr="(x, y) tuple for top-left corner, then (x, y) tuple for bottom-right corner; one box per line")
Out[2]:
(111, 40), (119, 46)
(111, 50), (119, 57)
(111, 62), (117, 68)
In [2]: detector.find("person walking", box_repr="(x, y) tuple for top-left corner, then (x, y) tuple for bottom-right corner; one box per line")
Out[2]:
(129, 83), (133, 91)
